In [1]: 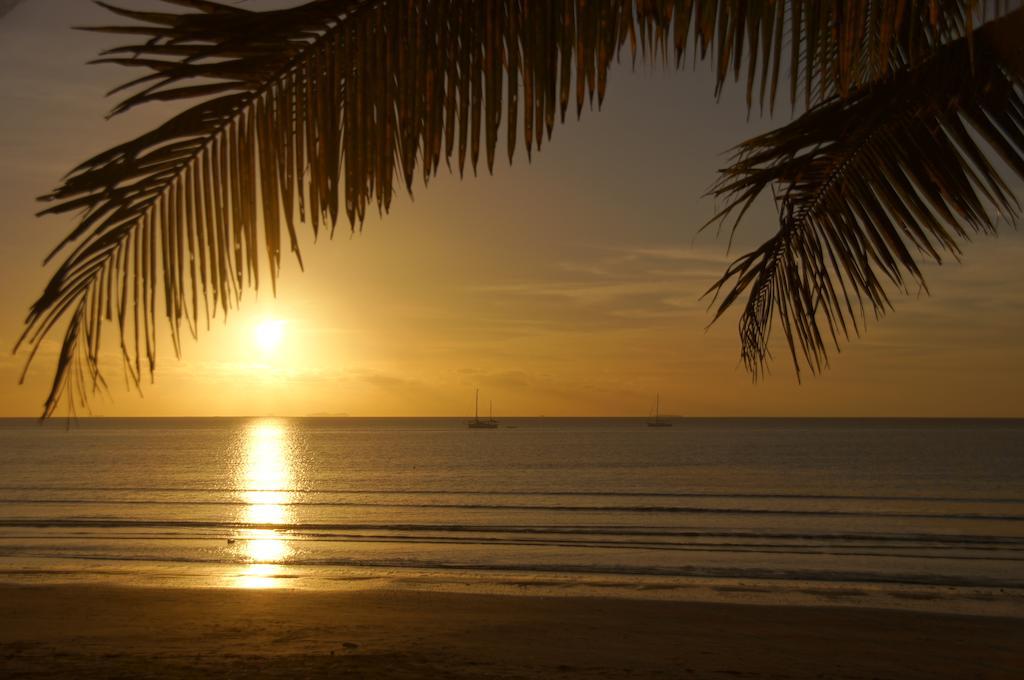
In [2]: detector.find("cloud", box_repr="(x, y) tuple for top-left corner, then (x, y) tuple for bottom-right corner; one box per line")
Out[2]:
(349, 369), (424, 391)
(478, 369), (533, 389)
(462, 244), (726, 332)
(0, 0), (26, 20)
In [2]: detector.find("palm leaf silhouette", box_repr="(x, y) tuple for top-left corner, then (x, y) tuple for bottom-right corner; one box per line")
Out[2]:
(16, 0), (1024, 416)
(706, 8), (1024, 379)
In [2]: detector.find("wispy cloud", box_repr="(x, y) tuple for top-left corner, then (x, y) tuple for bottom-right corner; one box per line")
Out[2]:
(0, 1), (26, 20)
(352, 369), (424, 391)
(463, 244), (726, 332)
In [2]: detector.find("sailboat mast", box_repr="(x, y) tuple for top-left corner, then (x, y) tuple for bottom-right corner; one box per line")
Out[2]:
(656, 393), (660, 421)
(475, 389), (479, 421)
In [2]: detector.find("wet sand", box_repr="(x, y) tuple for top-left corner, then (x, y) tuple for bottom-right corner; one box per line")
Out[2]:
(1, 584), (1021, 678)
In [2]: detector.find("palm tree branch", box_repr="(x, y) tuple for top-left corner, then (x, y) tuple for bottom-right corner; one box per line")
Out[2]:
(706, 7), (1024, 379)
(19, 1), (385, 416)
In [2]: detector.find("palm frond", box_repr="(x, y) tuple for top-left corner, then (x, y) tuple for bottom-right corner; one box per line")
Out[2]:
(17, 0), (639, 417)
(706, 7), (1024, 380)
(18, 0), (1017, 416)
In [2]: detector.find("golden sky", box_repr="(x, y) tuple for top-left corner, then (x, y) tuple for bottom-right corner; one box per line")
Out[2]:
(1, 1), (1022, 417)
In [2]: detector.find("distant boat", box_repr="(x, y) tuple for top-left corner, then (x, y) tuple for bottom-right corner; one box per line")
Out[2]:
(468, 389), (499, 429)
(647, 393), (672, 427)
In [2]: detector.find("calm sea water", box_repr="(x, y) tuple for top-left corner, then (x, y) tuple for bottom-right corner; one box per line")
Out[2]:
(0, 418), (1022, 611)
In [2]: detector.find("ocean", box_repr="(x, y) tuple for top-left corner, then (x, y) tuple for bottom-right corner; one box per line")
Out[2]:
(1, 417), (1021, 612)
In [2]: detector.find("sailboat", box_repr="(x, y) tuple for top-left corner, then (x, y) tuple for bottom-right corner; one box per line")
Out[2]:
(468, 389), (499, 429)
(647, 393), (672, 427)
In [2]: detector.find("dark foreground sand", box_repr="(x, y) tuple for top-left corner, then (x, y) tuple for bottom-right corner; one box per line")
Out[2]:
(0, 585), (1021, 679)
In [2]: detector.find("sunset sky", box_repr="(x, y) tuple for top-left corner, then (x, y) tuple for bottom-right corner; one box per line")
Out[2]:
(0, 0), (1022, 418)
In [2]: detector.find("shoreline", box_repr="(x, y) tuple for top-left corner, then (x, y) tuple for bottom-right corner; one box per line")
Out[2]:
(4, 567), (1022, 619)
(2, 584), (1021, 678)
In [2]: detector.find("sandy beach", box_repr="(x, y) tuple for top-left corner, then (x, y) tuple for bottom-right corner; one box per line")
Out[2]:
(0, 585), (1020, 679)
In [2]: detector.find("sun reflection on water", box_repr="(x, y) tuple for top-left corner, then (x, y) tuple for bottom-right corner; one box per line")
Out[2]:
(233, 420), (295, 588)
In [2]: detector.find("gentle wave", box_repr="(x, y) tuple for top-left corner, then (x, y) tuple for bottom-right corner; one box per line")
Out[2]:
(0, 485), (1021, 503)
(2, 532), (1020, 552)
(2, 518), (1022, 545)
(3, 538), (1021, 563)
(1, 498), (1021, 521)
(5, 553), (1022, 589)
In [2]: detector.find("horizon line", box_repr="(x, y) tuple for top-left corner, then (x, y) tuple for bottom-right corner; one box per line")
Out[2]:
(2, 415), (1022, 420)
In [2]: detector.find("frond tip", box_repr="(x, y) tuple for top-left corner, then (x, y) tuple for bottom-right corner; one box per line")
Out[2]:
(706, 8), (1024, 380)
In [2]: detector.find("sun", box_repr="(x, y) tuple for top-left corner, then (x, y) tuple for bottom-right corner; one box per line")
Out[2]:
(253, 319), (286, 354)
